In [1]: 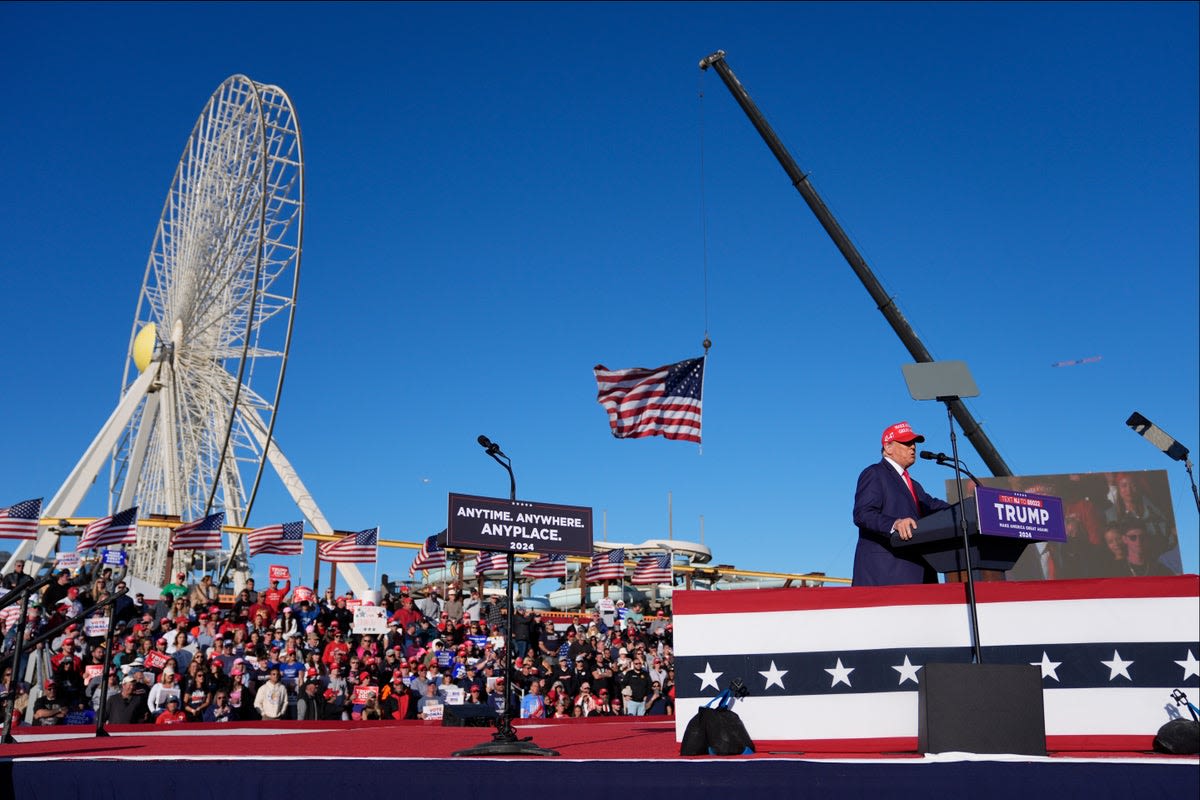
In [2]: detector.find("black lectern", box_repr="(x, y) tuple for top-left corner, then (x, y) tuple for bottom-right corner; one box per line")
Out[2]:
(890, 501), (1031, 582)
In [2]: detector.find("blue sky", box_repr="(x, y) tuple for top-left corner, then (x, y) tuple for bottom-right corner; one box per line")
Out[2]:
(2, 2), (1197, 588)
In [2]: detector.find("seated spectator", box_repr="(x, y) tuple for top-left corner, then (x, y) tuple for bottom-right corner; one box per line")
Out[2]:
(520, 679), (546, 719)
(254, 668), (289, 720)
(33, 681), (68, 726)
(106, 676), (149, 724)
(147, 670), (182, 718)
(203, 689), (237, 723)
(297, 679), (328, 721)
(416, 682), (441, 719)
(156, 696), (187, 724)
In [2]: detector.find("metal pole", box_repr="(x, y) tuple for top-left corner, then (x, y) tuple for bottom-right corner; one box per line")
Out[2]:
(94, 587), (125, 737)
(700, 50), (1013, 478)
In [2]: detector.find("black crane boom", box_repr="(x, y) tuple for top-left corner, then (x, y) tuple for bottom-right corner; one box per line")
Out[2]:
(700, 50), (1012, 477)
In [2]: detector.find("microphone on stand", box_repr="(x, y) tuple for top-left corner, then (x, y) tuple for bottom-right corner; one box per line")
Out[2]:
(920, 450), (981, 486)
(477, 435), (504, 457)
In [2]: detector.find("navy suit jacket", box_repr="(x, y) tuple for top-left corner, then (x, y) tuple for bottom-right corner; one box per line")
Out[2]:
(852, 459), (951, 586)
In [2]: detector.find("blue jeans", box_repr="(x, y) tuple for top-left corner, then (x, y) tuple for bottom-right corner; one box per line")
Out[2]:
(624, 699), (646, 716)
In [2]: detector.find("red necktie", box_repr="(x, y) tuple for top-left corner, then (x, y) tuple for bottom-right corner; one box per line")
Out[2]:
(902, 470), (919, 511)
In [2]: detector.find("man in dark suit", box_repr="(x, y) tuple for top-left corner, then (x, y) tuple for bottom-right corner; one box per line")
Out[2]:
(852, 421), (951, 586)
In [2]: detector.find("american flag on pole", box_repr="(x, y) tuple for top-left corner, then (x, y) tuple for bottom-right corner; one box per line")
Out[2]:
(408, 533), (446, 577)
(474, 551), (507, 575)
(586, 548), (626, 582)
(522, 552), (567, 580)
(77, 507), (139, 550)
(171, 512), (225, 551)
(318, 528), (378, 564)
(594, 357), (704, 443)
(632, 553), (673, 585)
(247, 521), (305, 557)
(0, 498), (42, 540)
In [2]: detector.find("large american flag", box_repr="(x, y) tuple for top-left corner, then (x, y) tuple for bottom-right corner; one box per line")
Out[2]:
(594, 357), (704, 443)
(408, 533), (446, 577)
(0, 498), (42, 540)
(586, 548), (626, 582)
(77, 507), (139, 550)
(632, 553), (673, 585)
(247, 521), (305, 557)
(474, 551), (507, 575)
(522, 552), (567, 580)
(317, 527), (378, 563)
(171, 512), (225, 551)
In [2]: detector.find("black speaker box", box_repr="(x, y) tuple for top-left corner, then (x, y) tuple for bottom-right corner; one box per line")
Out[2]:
(442, 703), (499, 728)
(918, 662), (1046, 755)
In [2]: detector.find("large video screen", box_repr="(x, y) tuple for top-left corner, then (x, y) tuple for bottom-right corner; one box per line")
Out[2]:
(946, 469), (1182, 580)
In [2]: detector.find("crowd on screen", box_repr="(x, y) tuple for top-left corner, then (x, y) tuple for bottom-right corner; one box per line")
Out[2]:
(0, 561), (675, 727)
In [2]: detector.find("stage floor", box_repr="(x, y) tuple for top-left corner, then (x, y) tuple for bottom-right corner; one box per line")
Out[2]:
(2, 718), (1195, 800)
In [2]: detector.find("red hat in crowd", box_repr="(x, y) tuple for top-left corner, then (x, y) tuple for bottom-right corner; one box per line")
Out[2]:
(881, 421), (924, 446)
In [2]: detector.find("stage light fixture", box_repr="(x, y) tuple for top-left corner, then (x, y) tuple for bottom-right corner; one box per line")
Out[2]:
(1125, 412), (1190, 462)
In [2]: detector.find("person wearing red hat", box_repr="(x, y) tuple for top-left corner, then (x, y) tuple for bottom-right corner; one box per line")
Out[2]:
(852, 421), (951, 586)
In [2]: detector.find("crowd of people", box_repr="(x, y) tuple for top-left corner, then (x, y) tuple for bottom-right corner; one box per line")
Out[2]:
(0, 561), (676, 728)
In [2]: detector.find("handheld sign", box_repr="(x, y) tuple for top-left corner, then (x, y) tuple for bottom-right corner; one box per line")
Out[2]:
(101, 549), (127, 567)
(352, 685), (379, 705)
(447, 493), (593, 556)
(55, 552), (81, 571)
(143, 650), (172, 671)
(975, 486), (1067, 542)
(84, 616), (110, 638)
(269, 565), (290, 581)
(353, 606), (388, 635)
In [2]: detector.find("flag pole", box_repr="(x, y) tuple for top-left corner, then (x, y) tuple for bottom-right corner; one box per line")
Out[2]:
(372, 526), (380, 594)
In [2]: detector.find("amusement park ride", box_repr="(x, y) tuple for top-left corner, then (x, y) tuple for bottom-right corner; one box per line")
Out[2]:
(2, 76), (372, 597)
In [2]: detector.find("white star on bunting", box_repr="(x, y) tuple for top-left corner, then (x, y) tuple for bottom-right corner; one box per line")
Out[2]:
(891, 655), (921, 685)
(1174, 650), (1199, 680)
(825, 658), (854, 688)
(758, 660), (788, 690)
(1101, 650), (1134, 681)
(1031, 651), (1063, 682)
(694, 662), (723, 692)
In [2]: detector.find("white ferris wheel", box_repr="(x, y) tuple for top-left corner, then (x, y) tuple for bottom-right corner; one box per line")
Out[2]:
(6, 76), (370, 594)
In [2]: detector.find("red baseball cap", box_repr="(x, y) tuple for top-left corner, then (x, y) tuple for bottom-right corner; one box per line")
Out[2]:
(882, 421), (924, 446)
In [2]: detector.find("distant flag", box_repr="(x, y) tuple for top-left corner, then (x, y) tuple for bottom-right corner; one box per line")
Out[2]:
(474, 551), (507, 575)
(0, 498), (42, 540)
(594, 357), (704, 443)
(171, 512), (226, 551)
(522, 552), (567, 580)
(247, 521), (304, 557)
(585, 548), (626, 582)
(77, 507), (139, 550)
(318, 528), (379, 564)
(409, 532), (446, 577)
(631, 553), (673, 585)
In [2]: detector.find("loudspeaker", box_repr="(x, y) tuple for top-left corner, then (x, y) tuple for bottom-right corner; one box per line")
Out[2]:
(918, 662), (1046, 755)
(442, 703), (498, 728)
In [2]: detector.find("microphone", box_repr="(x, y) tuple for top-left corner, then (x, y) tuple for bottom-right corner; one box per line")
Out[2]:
(919, 450), (952, 463)
(477, 435), (503, 457)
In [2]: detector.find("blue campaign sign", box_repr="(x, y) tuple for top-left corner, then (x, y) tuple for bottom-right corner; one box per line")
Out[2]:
(101, 549), (127, 567)
(975, 486), (1067, 542)
(447, 493), (593, 556)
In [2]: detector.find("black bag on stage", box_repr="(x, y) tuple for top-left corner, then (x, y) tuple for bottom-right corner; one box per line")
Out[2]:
(680, 689), (755, 756)
(1153, 719), (1200, 755)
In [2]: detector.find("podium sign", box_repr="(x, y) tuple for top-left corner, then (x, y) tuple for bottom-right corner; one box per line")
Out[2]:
(447, 493), (593, 556)
(974, 486), (1066, 543)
